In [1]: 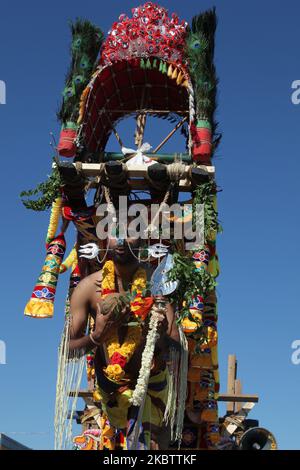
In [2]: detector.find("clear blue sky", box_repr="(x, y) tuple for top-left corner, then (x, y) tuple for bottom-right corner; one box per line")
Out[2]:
(0, 0), (299, 450)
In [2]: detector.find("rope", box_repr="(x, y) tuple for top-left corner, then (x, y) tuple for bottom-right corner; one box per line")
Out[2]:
(143, 187), (170, 238)
(54, 316), (85, 450)
(135, 113), (147, 148)
(166, 162), (186, 182)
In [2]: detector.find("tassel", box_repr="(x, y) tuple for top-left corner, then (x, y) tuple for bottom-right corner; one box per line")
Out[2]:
(46, 197), (63, 245)
(164, 326), (188, 447)
(176, 70), (183, 85)
(172, 67), (178, 80)
(24, 234), (66, 318)
(167, 64), (173, 77)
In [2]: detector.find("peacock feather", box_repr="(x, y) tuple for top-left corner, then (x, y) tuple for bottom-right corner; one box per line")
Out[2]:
(186, 8), (221, 152)
(57, 19), (104, 126)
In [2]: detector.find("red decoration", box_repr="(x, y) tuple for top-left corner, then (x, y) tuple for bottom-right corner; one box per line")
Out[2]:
(57, 128), (77, 157)
(110, 352), (127, 368)
(101, 2), (188, 69)
(191, 124), (212, 165)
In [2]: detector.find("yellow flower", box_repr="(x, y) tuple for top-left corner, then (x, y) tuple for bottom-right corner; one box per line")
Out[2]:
(93, 389), (102, 402)
(105, 364), (125, 381)
(102, 260), (115, 291)
(100, 261), (147, 383)
(131, 267), (147, 293)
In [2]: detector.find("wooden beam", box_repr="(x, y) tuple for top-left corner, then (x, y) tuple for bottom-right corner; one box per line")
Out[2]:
(223, 402), (256, 437)
(61, 162), (215, 192)
(235, 379), (243, 412)
(227, 355), (237, 413)
(218, 393), (259, 403)
(75, 163), (214, 177)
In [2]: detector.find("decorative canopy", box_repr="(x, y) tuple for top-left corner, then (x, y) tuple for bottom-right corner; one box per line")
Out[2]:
(101, 2), (188, 68)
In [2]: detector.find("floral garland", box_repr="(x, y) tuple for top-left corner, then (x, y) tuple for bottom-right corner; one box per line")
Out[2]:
(101, 260), (153, 384)
(130, 305), (160, 406)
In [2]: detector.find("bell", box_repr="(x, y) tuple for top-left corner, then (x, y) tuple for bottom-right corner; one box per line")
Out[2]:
(239, 427), (277, 450)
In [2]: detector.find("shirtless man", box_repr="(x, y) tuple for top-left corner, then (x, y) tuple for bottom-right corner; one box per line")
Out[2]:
(68, 236), (180, 449)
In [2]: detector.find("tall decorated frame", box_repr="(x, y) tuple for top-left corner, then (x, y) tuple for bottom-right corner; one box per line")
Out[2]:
(22, 3), (223, 450)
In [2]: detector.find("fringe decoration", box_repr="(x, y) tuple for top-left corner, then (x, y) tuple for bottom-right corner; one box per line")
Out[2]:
(46, 197), (63, 245)
(54, 315), (85, 450)
(164, 325), (188, 447)
(24, 233), (66, 318)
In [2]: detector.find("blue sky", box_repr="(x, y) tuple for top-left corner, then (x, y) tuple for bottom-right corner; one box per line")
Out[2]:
(0, 0), (299, 450)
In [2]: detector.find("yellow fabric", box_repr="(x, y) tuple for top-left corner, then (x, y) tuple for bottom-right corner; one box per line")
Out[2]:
(97, 368), (169, 431)
(60, 247), (77, 273)
(24, 298), (53, 318)
(46, 197), (62, 244)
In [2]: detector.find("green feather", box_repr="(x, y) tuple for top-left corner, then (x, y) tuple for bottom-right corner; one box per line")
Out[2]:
(186, 8), (221, 154)
(57, 19), (104, 125)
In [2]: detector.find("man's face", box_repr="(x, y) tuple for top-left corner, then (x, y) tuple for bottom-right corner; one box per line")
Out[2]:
(108, 237), (140, 265)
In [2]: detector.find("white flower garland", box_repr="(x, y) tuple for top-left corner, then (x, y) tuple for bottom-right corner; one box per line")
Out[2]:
(130, 305), (161, 406)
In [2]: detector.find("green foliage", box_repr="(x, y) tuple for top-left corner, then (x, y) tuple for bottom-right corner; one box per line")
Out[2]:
(193, 180), (222, 242)
(57, 19), (104, 125)
(20, 164), (62, 211)
(168, 252), (217, 329)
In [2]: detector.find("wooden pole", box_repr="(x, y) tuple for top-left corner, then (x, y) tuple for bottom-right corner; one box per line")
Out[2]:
(235, 379), (243, 412)
(227, 354), (237, 413)
(152, 116), (188, 154)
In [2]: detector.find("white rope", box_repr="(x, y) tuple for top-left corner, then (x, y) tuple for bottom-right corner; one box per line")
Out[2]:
(54, 316), (85, 450)
(166, 162), (186, 181)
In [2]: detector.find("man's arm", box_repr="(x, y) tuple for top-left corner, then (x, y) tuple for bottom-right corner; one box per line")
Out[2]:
(165, 301), (180, 343)
(69, 276), (124, 354)
(69, 278), (96, 353)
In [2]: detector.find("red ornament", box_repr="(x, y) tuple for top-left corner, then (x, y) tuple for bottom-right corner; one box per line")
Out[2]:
(110, 352), (127, 368)
(57, 128), (77, 157)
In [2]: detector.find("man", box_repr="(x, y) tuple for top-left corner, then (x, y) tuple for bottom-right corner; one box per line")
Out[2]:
(69, 236), (180, 449)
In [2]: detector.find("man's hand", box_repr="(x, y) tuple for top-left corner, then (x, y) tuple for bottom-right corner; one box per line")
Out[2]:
(93, 301), (130, 342)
